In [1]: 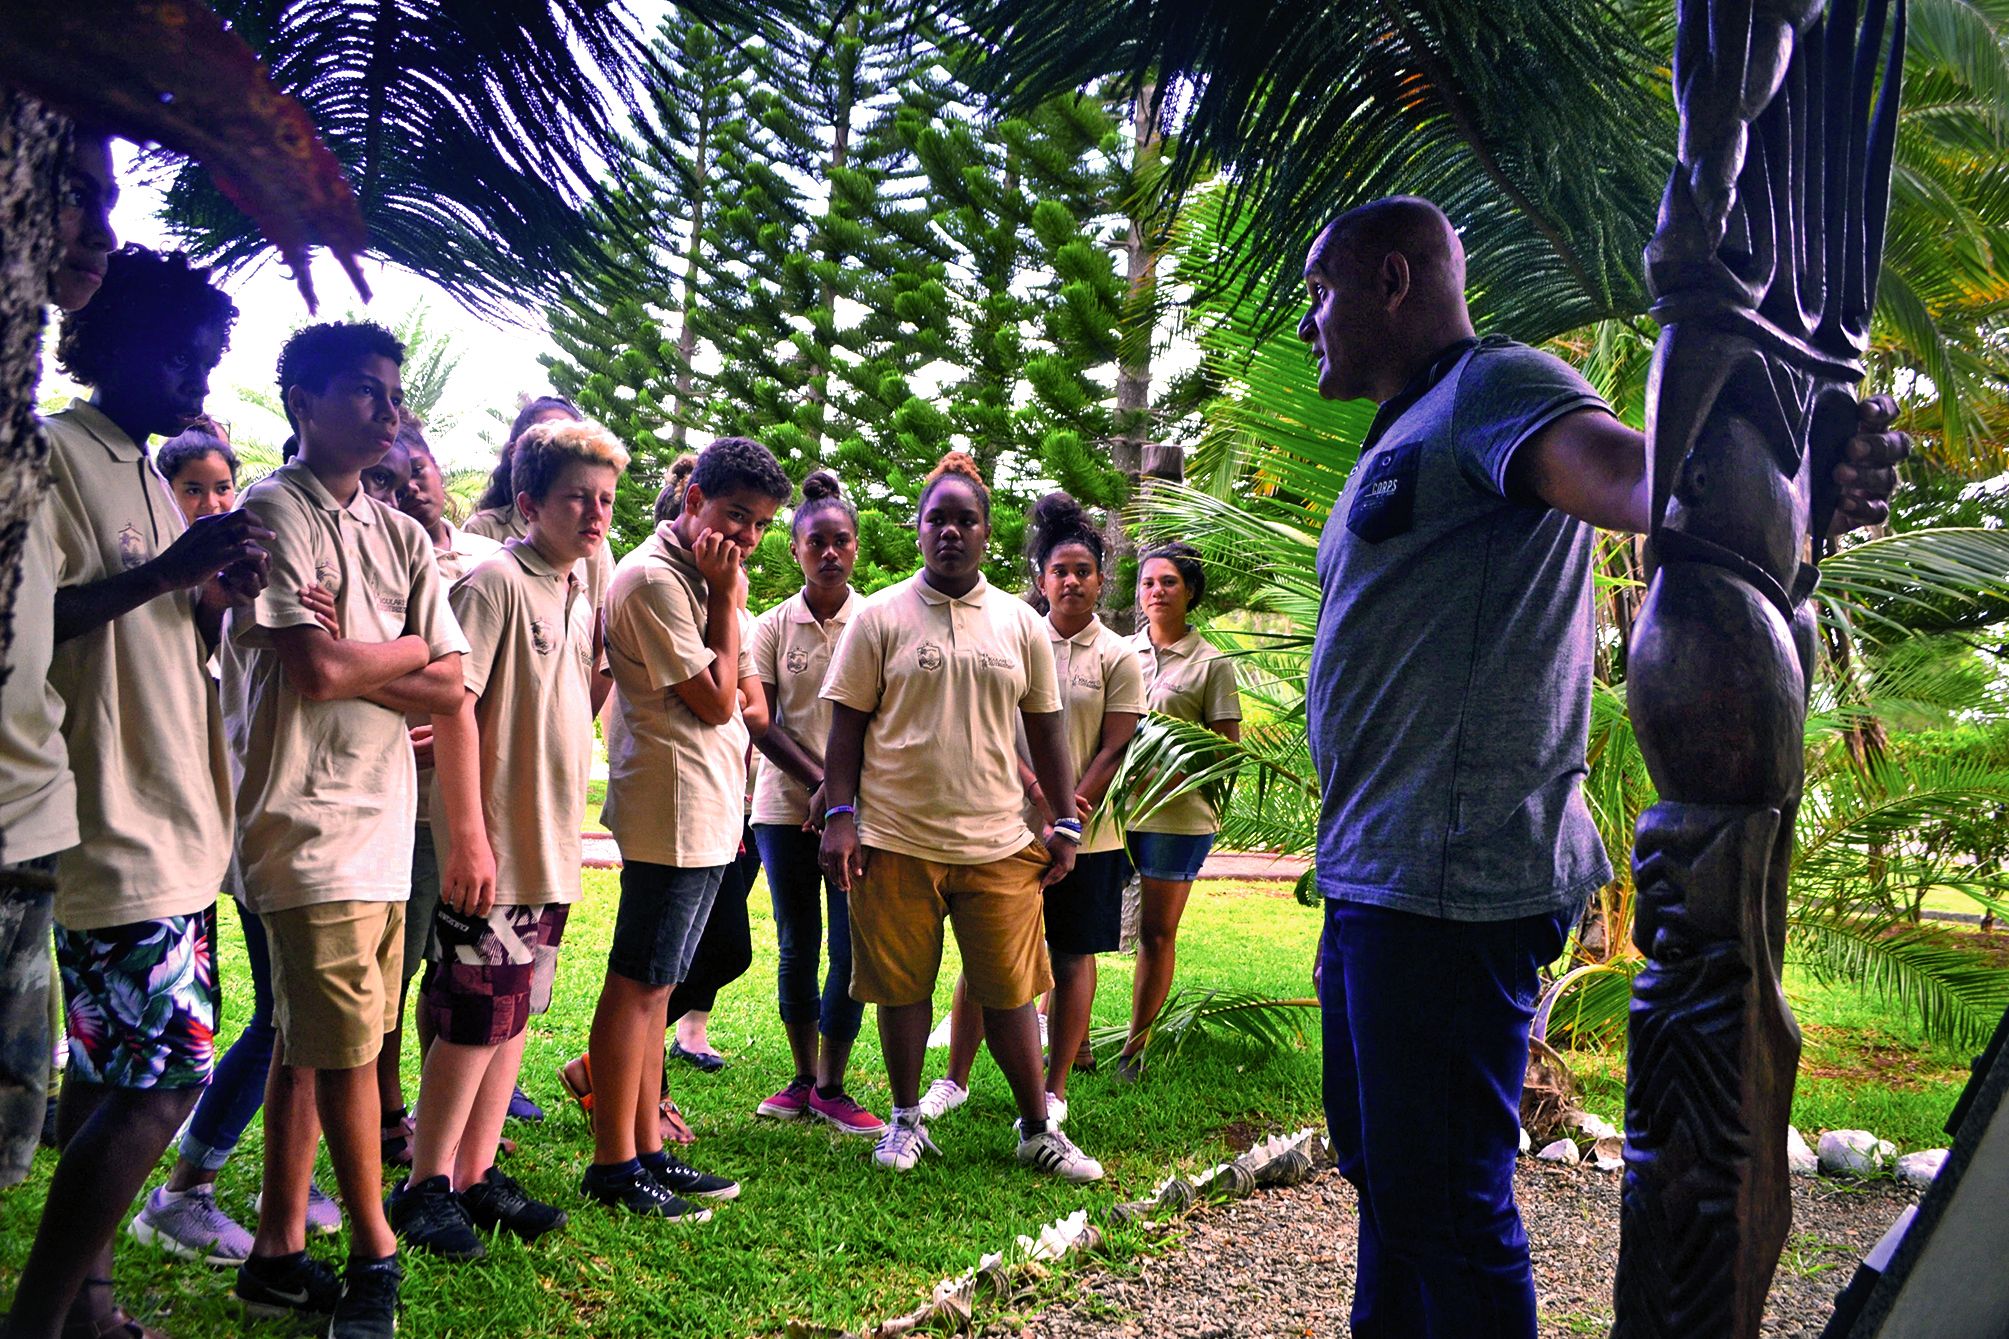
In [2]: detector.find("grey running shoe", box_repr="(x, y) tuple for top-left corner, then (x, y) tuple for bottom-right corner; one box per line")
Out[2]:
(254, 1179), (342, 1236)
(130, 1184), (253, 1266)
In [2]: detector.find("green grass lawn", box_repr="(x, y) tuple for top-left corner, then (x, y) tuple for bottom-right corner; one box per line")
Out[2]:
(0, 876), (1325, 1338)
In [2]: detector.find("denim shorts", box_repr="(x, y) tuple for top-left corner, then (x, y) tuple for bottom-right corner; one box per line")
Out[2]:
(402, 825), (443, 985)
(607, 861), (726, 988)
(1126, 831), (1216, 883)
(1043, 848), (1133, 955)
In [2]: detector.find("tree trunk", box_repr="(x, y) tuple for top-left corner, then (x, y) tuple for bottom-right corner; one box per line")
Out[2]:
(1105, 83), (1163, 634)
(0, 90), (65, 868)
(670, 112), (711, 450)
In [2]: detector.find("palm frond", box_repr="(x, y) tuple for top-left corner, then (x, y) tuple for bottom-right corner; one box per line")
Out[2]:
(1089, 987), (1317, 1065)
(1817, 527), (2009, 640)
(1788, 916), (2009, 1051)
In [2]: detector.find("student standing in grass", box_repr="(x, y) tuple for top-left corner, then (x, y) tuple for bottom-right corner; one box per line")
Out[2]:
(7, 245), (270, 1339)
(225, 322), (469, 1339)
(574, 436), (788, 1220)
(0, 125), (113, 1191)
(389, 420), (626, 1259)
(819, 453), (1103, 1183)
(467, 395), (614, 617)
(747, 471), (882, 1136)
(925, 491), (1146, 1125)
(1117, 542), (1242, 1081)
(359, 415), (507, 1156)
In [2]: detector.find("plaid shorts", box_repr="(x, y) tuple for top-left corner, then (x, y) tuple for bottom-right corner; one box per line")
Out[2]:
(56, 904), (218, 1090)
(421, 903), (569, 1047)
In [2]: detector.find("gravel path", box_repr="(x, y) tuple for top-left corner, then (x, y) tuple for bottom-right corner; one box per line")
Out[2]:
(985, 1162), (1918, 1339)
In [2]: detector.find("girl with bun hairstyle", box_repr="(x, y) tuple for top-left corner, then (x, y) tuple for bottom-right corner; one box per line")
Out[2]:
(746, 471), (883, 1135)
(1119, 541), (1242, 1080)
(922, 491), (1147, 1125)
(819, 453), (1103, 1181)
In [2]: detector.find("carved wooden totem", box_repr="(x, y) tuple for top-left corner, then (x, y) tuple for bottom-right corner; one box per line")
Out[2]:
(1616, 2), (1904, 1336)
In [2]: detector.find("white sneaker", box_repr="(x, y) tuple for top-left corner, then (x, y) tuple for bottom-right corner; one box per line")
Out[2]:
(873, 1108), (941, 1172)
(916, 1077), (967, 1121)
(1016, 1120), (1103, 1182)
(1046, 1092), (1068, 1125)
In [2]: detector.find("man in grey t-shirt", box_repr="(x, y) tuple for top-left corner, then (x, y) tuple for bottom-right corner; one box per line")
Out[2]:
(1298, 196), (1905, 1339)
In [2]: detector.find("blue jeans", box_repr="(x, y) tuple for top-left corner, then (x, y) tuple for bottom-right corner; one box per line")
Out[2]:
(179, 899), (275, 1171)
(753, 824), (862, 1046)
(1319, 898), (1573, 1339)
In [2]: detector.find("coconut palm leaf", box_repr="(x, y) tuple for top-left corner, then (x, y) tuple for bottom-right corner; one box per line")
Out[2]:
(1790, 918), (2009, 1052)
(1816, 527), (2009, 641)
(158, 0), (796, 315)
(1089, 987), (1317, 1065)
(961, 0), (1670, 342)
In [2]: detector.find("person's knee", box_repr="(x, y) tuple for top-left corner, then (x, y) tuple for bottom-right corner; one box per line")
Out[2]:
(1137, 924), (1180, 952)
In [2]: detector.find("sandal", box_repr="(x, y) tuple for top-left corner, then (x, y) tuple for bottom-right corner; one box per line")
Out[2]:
(61, 1281), (167, 1339)
(560, 1054), (594, 1114)
(659, 1098), (696, 1145)
(381, 1109), (415, 1166)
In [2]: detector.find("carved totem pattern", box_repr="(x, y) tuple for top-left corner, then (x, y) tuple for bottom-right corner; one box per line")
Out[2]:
(1616, 1), (1905, 1336)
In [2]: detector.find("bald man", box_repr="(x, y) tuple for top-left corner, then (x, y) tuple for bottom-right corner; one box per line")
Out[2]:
(1297, 196), (1904, 1339)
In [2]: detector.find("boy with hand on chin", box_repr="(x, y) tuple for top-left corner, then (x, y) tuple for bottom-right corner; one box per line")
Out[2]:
(224, 322), (469, 1339)
(390, 420), (627, 1258)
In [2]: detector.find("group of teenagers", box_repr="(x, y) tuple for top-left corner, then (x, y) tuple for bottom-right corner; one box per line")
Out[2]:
(0, 132), (1248, 1339)
(8, 129), (1917, 1339)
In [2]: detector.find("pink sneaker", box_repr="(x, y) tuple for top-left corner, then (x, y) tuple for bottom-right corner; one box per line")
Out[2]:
(808, 1088), (886, 1136)
(756, 1076), (814, 1120)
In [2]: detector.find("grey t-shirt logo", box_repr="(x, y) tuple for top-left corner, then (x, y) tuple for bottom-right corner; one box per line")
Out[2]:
(785, 647), (811, 674)
(1347, 441), (1419, 544)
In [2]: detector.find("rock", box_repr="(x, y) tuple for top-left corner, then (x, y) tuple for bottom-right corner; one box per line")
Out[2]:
(1536, 1138), (1580, 1166)
(1566, 1111), (1620, 1143)
(1590, 1135), (1625, 1171)
(1787, 1126), (1819, 1177)
(1519, 1127), (1532, 1156)
(1895, 1149), (1947, 1186)
(1818, 1129), (1896, 1177)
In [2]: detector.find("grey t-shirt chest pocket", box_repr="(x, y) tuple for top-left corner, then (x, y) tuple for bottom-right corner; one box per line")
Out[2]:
(1346, 439), (1421, 544)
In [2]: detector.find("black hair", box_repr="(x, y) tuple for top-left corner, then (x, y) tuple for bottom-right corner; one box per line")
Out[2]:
(275, 321), (404, 431)
(55, 245), (238, 388)
(478, 396), (583, 511)
(1141, 540), (1207, 607)
(793, 469), (858, 537)
(917, 450), (991, 520)
(654, 453), (699, 525)
(1028, 491), (1105, 574)
(691, 436), (791, 506)
(157, 421), (237, 484)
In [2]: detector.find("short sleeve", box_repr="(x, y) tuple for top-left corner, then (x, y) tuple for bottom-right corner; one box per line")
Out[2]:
(752, 606), (782, 685)
(1020, 615), (1061, 714)
(238, 487), (324, 639)
(1450, 344), (1613, 500)
(1103, 640), (1148, 716)
(612, 572), (714, 692)
(736, 609), (757, 681)
(404, 541), (470, 661)
(820, 606), (884, 712)
(1203, 652), (1242, 724)
(447, 574), (503, 698)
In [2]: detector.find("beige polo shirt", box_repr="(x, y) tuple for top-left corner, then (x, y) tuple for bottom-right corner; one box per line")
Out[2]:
(1023, 616), (1148, 854)
(601, 522), (752, 869)
(431, 539), (592, 905)
(822, 573), (1060, 865)
(467, 503), (613, 614)
(0, 507), (76, 865)
(750, 587), (859, 827)
(1127, 628), (1243, 835)
(411, 522), (501, 825)
(224, 461), (468, 914)
(42, 403), (232, 928)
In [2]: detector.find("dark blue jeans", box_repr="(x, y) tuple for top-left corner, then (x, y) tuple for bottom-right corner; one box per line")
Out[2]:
(1319, 898), (1573, 1339)
(753, 824), (862, 1046)
(179, 898), (275, 1171)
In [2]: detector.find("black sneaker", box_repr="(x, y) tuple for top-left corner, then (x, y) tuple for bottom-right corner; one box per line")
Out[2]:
(329, 1256), (402, 1339)
(235, 1251), (341, 1319)
(387, 1174), (486, 1261)
(462, 1167), (568, 1241)
(646, 1152), (740, 1202)
(580, 1163), (712, 1221)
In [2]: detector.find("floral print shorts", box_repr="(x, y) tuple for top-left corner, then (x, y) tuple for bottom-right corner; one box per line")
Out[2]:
(56, 904), (218, 1090)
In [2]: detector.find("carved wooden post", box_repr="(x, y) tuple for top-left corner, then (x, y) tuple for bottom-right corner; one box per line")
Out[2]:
(1616, 1), (1903, 1335)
